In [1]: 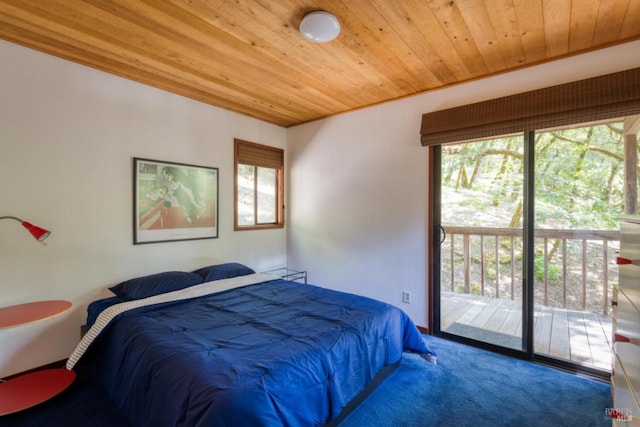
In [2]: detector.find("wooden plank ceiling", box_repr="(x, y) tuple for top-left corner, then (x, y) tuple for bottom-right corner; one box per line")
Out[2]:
(1, 1), (639, 127)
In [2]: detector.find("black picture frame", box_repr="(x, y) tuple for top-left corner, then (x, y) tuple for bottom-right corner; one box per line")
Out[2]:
(133, 157), (219, 244)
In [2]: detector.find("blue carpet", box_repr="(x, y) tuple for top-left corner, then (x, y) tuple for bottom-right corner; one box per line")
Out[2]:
(341, 335), (611, 427)
(0, 335), (611, 426)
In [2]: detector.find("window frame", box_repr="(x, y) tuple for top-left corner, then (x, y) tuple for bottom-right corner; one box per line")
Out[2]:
(234, 138), (284, 231)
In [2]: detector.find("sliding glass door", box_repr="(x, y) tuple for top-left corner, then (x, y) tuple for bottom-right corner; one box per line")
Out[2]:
(437, 136), (525, 351)
(532, 123), (619, 371)
(434, 120), (624, 375)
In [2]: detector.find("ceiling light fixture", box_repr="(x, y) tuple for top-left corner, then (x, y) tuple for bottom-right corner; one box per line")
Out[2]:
(299, 11), (341, 43)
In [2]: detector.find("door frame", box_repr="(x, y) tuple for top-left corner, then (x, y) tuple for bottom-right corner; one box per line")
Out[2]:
(427, 139), (610, 380)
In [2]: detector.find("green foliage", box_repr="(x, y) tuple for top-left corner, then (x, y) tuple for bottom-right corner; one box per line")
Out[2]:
(471, 283), (482, 295)
(442, 122), (626, 230)
(533, 255), (561, 282)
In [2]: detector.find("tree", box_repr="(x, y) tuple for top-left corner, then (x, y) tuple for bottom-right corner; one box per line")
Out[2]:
(442, 121), (627, 230)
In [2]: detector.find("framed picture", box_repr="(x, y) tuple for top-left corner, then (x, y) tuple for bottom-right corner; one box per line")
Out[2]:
(133, 157), (219, 244)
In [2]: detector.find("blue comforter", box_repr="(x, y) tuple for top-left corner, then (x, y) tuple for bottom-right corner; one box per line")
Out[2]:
(76, 278), (435, 426)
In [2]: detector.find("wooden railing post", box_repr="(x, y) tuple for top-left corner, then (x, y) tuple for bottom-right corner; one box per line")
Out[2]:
(581, 239), (587, 311)
(495, 236), (500, 299)
(543, 237), (549, 306)
(463, 234), (470, 293)
(603, 241), (609, 316)
(450, 233), (455, 291)
(562, 238), (568, 309)
(480, 235), (485, 296)
(510, 236), (515, 300)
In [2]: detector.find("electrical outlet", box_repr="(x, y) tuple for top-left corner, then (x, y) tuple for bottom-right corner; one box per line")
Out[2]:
(402, 290), (411, 304)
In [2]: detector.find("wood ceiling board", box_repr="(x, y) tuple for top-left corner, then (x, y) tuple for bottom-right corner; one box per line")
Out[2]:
(513, 0), (547, 65)
(620, 0), (640, 39)
(365, 0), (447, 88)
(459, 0), (508, 73)
(591, 0), (631, 46)
(542, 0), (572, 58)
(484, 0), (527, 69)
(428, 0), (490, 78)
(0, 0), (638, 127)
(399, 0), (473, 83)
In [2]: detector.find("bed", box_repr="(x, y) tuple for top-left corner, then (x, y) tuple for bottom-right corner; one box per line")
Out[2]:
(67, 263), (436, 426)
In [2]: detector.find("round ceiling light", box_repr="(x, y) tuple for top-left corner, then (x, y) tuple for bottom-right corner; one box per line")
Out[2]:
(299, 11), (341, 43)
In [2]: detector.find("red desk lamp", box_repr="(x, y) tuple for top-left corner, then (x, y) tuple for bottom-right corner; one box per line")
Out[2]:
(0, 216), (50, 245)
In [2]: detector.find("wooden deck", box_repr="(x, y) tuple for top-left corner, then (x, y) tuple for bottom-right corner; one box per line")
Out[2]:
(441, 292), (613, 371)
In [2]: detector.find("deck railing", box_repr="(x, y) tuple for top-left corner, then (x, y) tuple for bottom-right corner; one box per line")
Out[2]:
(441, 227), (620, 315)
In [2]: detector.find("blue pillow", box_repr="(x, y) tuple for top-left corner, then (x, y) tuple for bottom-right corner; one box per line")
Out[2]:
(109, 271), (204, 300)
(192, 262), (255, 282)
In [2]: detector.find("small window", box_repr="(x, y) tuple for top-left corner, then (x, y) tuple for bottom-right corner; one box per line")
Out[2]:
(234, 139), (284, 230)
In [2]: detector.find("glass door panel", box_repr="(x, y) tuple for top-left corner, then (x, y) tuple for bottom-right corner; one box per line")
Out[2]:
(439, 136), (524, 350)
(533, 123), (620, 370)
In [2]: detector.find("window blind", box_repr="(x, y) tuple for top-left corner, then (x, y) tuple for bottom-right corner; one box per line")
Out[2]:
(235, 139), (283, 169)
(420, 68), (640, 146)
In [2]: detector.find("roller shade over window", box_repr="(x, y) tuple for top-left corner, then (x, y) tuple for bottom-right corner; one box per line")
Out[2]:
(236, 140), (283, 169)
(420, 68), (640, 146)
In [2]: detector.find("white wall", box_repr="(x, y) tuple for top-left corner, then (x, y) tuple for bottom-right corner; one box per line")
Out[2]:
(287, 40), (640, 327)
(0, 40), (287, 377)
